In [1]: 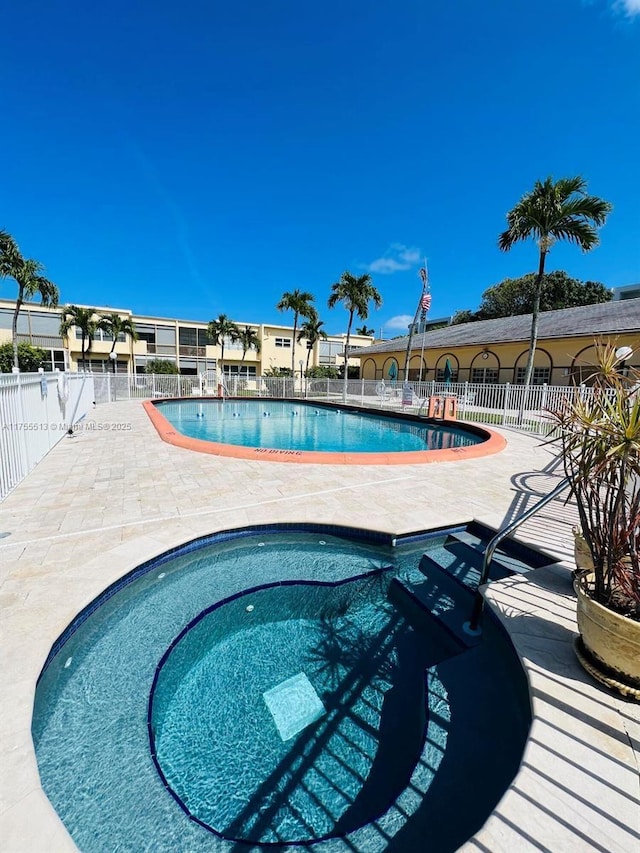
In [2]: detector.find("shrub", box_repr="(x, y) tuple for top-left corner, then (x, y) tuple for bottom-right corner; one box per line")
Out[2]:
(145, 359), (179, 375)
(0, 342), (48, 373)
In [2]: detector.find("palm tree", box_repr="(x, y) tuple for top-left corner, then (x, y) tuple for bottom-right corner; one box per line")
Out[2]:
(328, 271), (382, 399)
(59, 306), (101, 371)
(297, 314), (328, 375)
(207, 314), (240, 383)
(238, 325), (261, 362)
(0, 233), (59, 370)
(499, 176), (611, 387)
(355, 325), (376, 337)
(276, 289), (315, 375)
(0, 229), (18, 267)
(100, 313), (138, 373)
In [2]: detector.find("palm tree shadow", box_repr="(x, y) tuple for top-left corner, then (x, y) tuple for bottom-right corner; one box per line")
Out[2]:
(224, 580), (437, 849)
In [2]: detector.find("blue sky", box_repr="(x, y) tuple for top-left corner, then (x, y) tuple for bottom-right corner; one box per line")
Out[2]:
(2, 0), (639, 335)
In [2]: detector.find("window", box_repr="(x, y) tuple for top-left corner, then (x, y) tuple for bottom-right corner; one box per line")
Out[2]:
(28, 311), (61, 336)
(515, 367), (550, 385)
(223, 364), (257, 378)
(318, 341), (344, 363)
(136, 324), (156, 345)
(275, 337), (291, 348)
(155, 326), (176, 346)
(436, 368), (459, 382)
(471, 368), (498, 384)
(179, 327), (197, 347)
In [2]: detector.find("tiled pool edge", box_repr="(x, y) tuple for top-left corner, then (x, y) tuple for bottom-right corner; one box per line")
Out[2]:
(143, 398), (507, 465)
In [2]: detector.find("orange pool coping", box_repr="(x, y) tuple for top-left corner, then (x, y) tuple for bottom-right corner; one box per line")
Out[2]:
(143, 399), (507, 465)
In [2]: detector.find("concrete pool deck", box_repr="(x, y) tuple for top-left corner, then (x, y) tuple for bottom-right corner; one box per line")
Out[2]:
(0, 400), (638, 851)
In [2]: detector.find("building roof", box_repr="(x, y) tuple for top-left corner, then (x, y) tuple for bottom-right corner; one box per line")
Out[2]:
(353, 298), (640, 356)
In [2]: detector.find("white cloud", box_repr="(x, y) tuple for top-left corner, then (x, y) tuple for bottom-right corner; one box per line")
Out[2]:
(615, 0), (640, 15)
(384, 314), (413, 331)
(366, 244), (421, 275)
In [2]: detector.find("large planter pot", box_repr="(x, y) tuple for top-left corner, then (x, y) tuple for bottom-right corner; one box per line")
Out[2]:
(574, 577), (640, 700)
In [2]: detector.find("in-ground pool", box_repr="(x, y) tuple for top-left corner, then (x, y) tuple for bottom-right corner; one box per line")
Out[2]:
(145, 399), (505, 464)
(33, 525), (531, 852)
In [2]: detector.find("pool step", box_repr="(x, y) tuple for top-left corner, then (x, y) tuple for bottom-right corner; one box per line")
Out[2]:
(445, 531), (535, 577)
(434, 538), (513, 588)
(390, 559), (481, 652)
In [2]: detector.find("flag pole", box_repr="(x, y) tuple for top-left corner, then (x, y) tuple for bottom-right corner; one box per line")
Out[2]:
(402, 270), (427, 383)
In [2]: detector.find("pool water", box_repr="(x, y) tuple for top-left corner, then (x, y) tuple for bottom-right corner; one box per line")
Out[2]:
(155, 399), (481, 453)
(32, 528), (530, 852)
(151, 576), (449, 844)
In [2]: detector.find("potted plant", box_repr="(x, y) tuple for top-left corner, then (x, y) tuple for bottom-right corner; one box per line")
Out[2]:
(550, 339), (640, 700)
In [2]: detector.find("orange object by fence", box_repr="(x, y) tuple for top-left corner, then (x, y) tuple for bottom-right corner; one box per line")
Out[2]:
(427, 396), (443, 419)
(444, 396), (457, 420)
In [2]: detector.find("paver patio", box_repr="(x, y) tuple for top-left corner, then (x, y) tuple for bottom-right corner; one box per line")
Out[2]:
(0, 400), (638, 851)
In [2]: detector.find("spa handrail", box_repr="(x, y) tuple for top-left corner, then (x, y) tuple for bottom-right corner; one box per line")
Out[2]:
(465, 476), (571, 634)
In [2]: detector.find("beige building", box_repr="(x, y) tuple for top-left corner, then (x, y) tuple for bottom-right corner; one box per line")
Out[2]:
(351, 299), (640, 386)
(0, 299), (372, 377)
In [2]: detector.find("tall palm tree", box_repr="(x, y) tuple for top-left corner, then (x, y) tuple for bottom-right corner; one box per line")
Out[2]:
(328, 271), (382, 399)
(0, 232), (59, 370)
(276, 289), (315, 375)
(297, 313), (328, 374)
(207, 314), (240, 382)
(100, 313), (138, 373)
(499, 176), (611, 387)
(60, 306), (101, 371)
(238, 325), (261, 361)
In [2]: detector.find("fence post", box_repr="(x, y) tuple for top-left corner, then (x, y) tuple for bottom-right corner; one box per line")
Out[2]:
(152, 373), (156, 398)
(502, 383), (510, 425)
(540, 383), (548, 435)
(361, 379), (364, 407)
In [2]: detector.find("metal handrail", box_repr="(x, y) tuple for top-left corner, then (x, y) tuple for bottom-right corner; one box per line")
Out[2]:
(464, 476), (571, 635)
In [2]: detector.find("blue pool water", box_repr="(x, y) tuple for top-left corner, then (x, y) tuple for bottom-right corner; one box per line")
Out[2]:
(32, 527), (531, 852)
(155, 399), (481, 453)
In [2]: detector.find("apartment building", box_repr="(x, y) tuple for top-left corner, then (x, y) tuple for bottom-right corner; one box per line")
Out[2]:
(0, 300), (372, 377)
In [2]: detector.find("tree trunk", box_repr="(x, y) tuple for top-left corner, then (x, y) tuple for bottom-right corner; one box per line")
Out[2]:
(522, 249), (547, 387)
(11, 292), (23, 370)
(305, 344), (312, 375)
(343, 311), (354, 402)
(291, 314), (298, 377)
(111, 343), (117, 373)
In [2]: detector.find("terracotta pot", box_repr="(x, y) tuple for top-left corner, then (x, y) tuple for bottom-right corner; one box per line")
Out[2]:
(574, 577), (640, 689)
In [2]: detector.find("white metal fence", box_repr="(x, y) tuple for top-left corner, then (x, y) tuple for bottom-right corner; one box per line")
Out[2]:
(91, 372), (591, 436)
(0, 371), (95, 502)
(1, 370), (596, 502)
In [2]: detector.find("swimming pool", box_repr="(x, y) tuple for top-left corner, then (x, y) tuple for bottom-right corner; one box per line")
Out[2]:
(33, 525), (531, 852)
(145, 399), (505, 464)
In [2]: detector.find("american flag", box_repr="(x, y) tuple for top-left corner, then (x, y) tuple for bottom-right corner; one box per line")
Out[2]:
(421, 292), (432, 313)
